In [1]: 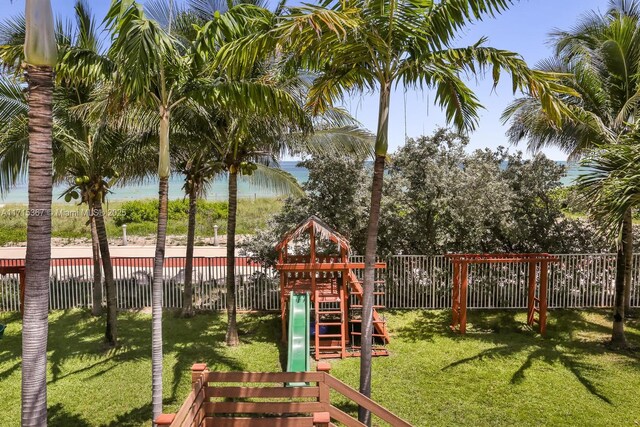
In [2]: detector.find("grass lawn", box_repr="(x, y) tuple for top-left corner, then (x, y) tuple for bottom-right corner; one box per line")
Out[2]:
(0, 309), (638, 426)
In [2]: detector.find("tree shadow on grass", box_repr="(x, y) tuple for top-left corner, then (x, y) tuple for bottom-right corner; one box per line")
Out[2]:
(46, 309), (151, 384)
(235, 313), (287, 370)
(48, 403), (91, 427)
(164, 311), (245, 401)
(332, 400), (359, 418)
(0, 312), (25, 384)
(3, 309), (282, 426)
(435, 309), (640, 405)
(394, 310), (449, 342)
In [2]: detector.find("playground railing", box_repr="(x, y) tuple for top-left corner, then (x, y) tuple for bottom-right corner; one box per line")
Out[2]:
(155, 363), (412, 427)
(0, 253), (638, 312)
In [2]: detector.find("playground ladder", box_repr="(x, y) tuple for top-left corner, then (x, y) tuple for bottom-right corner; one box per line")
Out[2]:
(347, 271), (390, 342)
(346, 271), (390, 356)
(313, 279), (347, 360)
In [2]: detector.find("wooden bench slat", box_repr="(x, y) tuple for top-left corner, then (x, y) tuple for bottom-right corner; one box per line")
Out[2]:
(204, 417), (314, 427)
(205, 372), (323, 383)
(205, 401), (323, 414)
(206, 386), (320, 399)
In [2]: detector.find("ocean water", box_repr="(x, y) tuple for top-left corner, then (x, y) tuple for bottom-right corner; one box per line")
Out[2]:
(0, 160), (581, 204)
(0, 162), (309, 204)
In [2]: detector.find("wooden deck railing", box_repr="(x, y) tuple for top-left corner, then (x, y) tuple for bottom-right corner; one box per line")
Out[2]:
(156, 363), (412, 427)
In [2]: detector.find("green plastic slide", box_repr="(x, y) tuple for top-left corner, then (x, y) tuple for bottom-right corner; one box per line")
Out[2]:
(286, 292), (310, 385)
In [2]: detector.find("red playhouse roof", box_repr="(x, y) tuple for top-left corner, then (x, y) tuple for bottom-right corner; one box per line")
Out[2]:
(276, 215), (350, 253)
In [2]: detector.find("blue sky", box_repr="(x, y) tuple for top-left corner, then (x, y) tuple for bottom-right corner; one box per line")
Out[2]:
(3, 0), (610, 160)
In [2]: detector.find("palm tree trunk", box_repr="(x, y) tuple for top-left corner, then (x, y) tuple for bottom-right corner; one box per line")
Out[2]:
(93, 197), (117, 346)
(152, 107), (171, 423)
(182, 183), (197, 316)
(623, 209), (633, 315)
(22, 65), (54, 427)
(90, 211), (103, 316)
(359, 83), (390, 426)
(612, 211), (631, 348)
(226, 169), (240, 346)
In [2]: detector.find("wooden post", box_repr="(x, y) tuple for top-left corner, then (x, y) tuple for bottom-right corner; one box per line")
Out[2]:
(191, 363), (208, 427)
(527, 261), (536, 326)
(540, 261), (549, 335)
(310, 226), (320, 360)
(451, 261), (460, 330)
(191, 363), (207, 385)
(339, 274), (347, 358)
(280, 274), (287, 343)
(460, 262), (469, 334)
(154, 414), (175, 426)
(341, 248), (349, 347)
(279, 248), (287, 343)
(317, 362), (331, 412)
(312, 412), (331, 427)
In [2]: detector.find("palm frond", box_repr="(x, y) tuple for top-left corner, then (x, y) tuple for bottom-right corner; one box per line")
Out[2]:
(284, 126), (374, 159)
(0, 76), (27, 122)
(576, 143), (640, 239)
(243, 163), (304, 197)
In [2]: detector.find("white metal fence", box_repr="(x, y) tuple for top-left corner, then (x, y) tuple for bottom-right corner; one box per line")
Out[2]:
(384, 254), (639, 309)
(0, 254), (638, 312)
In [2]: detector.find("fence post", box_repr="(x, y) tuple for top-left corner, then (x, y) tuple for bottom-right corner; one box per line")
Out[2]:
(213, 225), (218, 246)
(191, 363), (208, 426)
(154, 414), (175, 426)
(317, 362), (331, 412)
(191, 363), (208, 385)
(122, 224), (128, 246)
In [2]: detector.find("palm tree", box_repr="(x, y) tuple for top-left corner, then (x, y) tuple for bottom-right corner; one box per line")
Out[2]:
(172, 142), (223, 316)
(504, 0), (640, 348)
(107, 1), (313, 419)
(21, 0), (56, 425)
(576, 140), (640, 348)
(220, 1), (569, 421)
(106, 2), (190, 418)
(210, 74), (372, 345)
(217, 119), (304, 346)
(57, 126), (150, 345)
(0, 1), (141, 347)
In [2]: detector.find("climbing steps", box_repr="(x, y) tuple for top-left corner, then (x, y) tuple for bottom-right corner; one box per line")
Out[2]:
(313, 279), (347, 360)
(310, 270), (389, 360)
(347, 271), (390, 344)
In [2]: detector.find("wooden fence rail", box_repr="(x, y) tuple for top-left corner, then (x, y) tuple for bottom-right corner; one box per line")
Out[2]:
(0, 254), (638, 312)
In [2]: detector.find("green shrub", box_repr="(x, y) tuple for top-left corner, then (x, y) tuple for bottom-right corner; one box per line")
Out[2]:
(113, 200), (158, 226)
(113, 199), (229, 226)
(198, 200), (228, 220)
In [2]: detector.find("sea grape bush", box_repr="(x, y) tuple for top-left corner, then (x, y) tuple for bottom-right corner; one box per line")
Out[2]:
(243, 128), (611, 265)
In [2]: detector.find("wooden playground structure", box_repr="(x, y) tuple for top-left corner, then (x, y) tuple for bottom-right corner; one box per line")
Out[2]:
(446, 253), (558, 335)
(275, 216), (390, 359)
